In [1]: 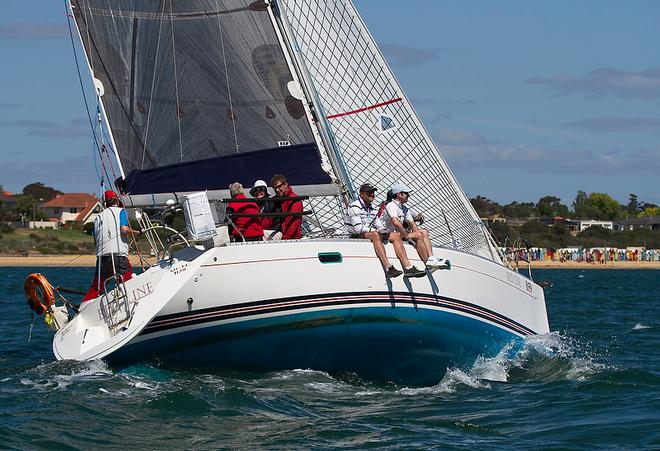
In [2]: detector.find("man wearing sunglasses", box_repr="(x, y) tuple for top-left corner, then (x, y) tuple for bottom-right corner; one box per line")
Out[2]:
(347, 183), (425, 278)
(384, 183), (449, 271)
(250, 179), (281, 240)
(269, 174), (303, 240)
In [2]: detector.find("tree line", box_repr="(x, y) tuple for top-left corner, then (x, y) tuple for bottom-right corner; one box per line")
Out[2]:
(470, 191), (659, 221)
(0, 182), (63, 222)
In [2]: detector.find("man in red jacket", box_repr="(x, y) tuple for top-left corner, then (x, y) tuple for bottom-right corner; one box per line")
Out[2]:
(270, 174), (303, 240)
(227, 182), (264, 241)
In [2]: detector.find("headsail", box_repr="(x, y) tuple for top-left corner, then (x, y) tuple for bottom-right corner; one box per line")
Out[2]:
(70, 0), (334, 194)
(278, 0), (501, 260)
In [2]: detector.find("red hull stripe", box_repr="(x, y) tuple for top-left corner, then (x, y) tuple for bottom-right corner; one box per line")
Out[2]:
(326, 97), (403, 119)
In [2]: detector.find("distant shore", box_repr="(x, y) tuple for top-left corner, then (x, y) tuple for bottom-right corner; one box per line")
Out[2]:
(519, 260), (660, 269)
(0, 253), (658, 269)
(0, 254), (151, 267)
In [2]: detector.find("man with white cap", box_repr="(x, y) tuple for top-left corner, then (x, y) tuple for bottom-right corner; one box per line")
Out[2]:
(250, 179), (281, 240)
(347, 183), (425, 278)
(383, 183), (449, 271)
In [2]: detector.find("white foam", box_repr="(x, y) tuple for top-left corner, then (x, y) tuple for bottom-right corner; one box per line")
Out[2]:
(516, 331), (608, 381)
(304, 381), (345, 394)
(354, 390), (382, 396)
(133, 381), (157, 390)
(470, 342), (515, 382)
(398, 368), (490, 395)
(632, 323), (650, 330)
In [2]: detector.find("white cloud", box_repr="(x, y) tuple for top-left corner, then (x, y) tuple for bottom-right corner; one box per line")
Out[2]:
(0, 118), (89, 139)
(527, 66), (660, 99)
(0, 23), (68, 39)
(379, 43), (442, 66)
(564, 116), (660, 133)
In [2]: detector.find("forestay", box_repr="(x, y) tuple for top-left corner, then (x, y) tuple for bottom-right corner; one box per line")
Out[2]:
(279, 0), (501, 260)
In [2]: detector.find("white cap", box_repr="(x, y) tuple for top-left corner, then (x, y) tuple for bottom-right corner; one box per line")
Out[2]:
(250, 179), (268, 196)
(391, 183), (413, 195)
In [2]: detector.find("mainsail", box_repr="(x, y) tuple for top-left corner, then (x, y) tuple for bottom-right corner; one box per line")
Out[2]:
(278, 0), (501, 260)
(70, 0), (334, 194)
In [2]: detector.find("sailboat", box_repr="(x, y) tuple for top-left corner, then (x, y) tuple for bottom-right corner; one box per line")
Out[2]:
(30, 0), (549, 386)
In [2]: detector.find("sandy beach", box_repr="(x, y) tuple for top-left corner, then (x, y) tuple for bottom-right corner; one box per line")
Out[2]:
(519, 260), (660, 269)
(0, 254), (154, 267)
(0, 253), (658, 269)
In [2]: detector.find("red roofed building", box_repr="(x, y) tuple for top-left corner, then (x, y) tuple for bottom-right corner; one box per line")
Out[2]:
(0, 191), (16, 209)
(41, 193), (101, 226)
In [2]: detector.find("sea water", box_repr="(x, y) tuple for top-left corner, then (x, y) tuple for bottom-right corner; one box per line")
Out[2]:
(1, 267), (658, 449)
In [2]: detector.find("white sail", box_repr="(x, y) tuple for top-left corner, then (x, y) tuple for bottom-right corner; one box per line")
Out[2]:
(279, 0), (501, 260)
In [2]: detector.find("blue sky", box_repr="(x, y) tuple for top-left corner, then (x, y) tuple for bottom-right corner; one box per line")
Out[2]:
(1, 1), (658, 207)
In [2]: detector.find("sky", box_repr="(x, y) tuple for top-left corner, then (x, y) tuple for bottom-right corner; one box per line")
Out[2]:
(0, 1), (658, 207)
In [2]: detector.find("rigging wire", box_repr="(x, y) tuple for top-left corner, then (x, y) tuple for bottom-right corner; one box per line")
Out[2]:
(168, 0), (184, 162)
(141, 0), (167, 170)
(64, 0), (112, 187)
(214, 0), (239, 153)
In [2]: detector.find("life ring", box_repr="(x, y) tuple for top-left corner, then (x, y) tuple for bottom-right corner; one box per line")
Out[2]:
(24, 273), (56, 315)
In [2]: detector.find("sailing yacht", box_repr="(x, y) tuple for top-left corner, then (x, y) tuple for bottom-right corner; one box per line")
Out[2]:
(39, 0), (549, 385)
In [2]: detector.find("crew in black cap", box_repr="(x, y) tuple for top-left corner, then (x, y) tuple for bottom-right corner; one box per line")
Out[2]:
(346, 183), (425, 278)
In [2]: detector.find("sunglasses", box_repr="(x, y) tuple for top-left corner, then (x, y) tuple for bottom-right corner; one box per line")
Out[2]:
(253, 187), (267, 193)
(273, 183), (285, 190)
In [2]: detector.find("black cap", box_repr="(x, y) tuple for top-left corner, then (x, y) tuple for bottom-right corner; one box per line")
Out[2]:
(359, 183), (377, 193)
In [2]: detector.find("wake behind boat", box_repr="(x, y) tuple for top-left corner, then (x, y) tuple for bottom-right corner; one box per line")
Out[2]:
(25, 0), (549, 385)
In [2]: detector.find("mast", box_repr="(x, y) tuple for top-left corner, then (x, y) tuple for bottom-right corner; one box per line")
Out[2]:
(268, 0), (356, 199)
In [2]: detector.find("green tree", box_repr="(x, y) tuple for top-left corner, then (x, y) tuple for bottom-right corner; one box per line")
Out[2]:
(639, 206), (660, 217)
(627, 193), (639, 216)
(502, 201), (538, 218)
(470, 196), (502, 217)
(585, 192), (621, 220)
(11, 194), (47, 222)
(488, 221), (517, 244)
(536, 196), (569, 218)
(572, 190), (588, 215)
(520, 220), (548, 235)
(22, 182), (62, 202)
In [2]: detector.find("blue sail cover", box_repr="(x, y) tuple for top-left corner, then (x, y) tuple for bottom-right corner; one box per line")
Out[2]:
(123, 143), (331, 195)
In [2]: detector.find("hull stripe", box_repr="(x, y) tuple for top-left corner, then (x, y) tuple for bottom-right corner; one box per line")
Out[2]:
(140, 291), (537, 337)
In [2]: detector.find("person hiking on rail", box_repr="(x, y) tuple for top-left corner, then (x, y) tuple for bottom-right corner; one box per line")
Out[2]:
(347, 183), (425, 278)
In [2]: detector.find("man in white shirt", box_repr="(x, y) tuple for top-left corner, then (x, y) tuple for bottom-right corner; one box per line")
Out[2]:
(383, 183), (449, 271)
(347, 183), (425, 278)
(83, 190), (141, 301)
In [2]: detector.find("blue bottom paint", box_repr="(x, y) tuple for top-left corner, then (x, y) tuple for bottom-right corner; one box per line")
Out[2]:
(110, 306), (522, 386)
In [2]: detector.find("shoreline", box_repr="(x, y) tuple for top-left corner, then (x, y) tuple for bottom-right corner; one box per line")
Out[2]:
(0, 254), (658, 269)
(519, 260), (660, 269)
(0, 254), (152, 267)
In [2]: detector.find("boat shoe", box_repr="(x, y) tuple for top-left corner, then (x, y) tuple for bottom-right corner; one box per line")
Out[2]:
(403, 266), (426, 278)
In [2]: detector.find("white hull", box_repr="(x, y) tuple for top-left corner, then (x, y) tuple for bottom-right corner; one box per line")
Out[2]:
(53, 239), (549, 384)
